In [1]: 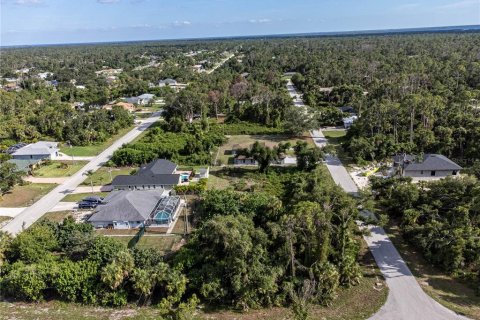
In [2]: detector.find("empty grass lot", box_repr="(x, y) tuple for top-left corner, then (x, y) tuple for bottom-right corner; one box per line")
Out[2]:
(216, 134), (314, 165)
(80, 167), (134, 186)
(33, 161), (88, 177)
(61, 192), (109, 202)
(59, 126), (134, 157)
(322, 129), (355, 166)
(385, 222), (480, 319)
(0, 183), (57, 207)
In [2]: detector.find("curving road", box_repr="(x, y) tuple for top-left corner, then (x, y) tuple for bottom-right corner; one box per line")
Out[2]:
(285, 77), (468, 320)
(2, 113), (161, 236)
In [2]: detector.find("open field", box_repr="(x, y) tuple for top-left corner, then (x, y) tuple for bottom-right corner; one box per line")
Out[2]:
(61, 192), (109, 202)
(80, 167), (134, 186)
(0, 183), (57, 208)
(216, 134), (313, 165)
(385, 221), (480, 319)
(0, 238), (387, 320)
(33, 161), (88, 177)
(59, 126), (135, 157)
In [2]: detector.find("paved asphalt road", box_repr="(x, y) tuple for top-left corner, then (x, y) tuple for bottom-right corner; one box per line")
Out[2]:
(2, 113), (161, 236)
(284, 76), (468, 320)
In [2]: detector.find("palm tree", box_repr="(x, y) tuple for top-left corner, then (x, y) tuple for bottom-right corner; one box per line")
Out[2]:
(83, 170), (94, 193)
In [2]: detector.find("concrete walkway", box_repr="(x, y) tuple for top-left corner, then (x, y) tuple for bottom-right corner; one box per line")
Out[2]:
(71, 185), (113, 193)
(56, 153), (95, 161)
(284, 76), (468, 320)
(2, 113), (161, 236)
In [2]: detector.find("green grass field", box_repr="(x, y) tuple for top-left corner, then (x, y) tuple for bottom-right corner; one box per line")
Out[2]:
(0, 183), (57, 208)
(33, 161), (88, 177)
(80, 167), (134, 186)
(61, 192), (109, 202)
(59, 126), (134, 157)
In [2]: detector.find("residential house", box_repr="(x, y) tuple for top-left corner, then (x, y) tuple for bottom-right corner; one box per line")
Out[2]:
(124, 94), (155, 105)
(338, 106), (355, 114)
(394, 154), (462, 179)
(343, 115), (358, 129)
(11, 141), (59, 161)
(158, 78), (177, 87)
(234, 155), (257, 165)
(111, 159), (182, 191)
(88, 190), (183, 229)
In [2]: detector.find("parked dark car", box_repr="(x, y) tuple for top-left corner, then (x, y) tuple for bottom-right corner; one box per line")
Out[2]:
(82, 196), (105, 204)
(78, 201), (99, 209)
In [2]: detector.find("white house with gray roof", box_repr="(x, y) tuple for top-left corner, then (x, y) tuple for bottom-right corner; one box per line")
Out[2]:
(88, 190), (182, 229)
(394, 154), (462, 179)
(11, 141), (59, 161)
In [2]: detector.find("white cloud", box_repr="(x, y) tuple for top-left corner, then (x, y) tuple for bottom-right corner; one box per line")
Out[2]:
(437, 0), (479, 9)
(249, 18), (271, 24)
(11, 0), (45, 6)
(172, 20), (191, 27)
(97, 0), (120, 4)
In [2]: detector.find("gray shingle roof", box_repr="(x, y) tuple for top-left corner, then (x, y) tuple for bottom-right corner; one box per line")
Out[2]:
(88, 190), (164, 222)
(404, 154), (462, 172)
(111, 174), (180, 187)
(138, 159), (177, 176)
(12, 141), (58, 156)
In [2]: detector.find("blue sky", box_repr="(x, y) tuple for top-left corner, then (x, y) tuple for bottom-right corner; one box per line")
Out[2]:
(1, 0), (479, 46)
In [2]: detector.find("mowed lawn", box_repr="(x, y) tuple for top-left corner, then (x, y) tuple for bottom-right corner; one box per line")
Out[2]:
(80, 167), (134, 186)
(0, 183), (57, 208)
(40, 211), (73, 223)
(61, 192), (109, 202)
(59, 126), (134, 157)
(33, 161), (88, 177)
(216, 133), (314, 165)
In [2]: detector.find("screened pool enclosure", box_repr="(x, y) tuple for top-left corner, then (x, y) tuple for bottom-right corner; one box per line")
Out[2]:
(149, 196), (181, 225)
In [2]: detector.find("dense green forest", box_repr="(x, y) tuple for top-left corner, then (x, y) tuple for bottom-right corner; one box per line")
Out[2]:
(369, 176), (480, 292)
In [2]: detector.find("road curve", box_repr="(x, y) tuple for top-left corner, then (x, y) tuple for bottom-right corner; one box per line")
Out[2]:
(2, 113), (161, 236)
(285, 77), (468, 320)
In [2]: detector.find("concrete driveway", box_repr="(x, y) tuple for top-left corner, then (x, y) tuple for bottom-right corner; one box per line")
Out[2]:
(2, 113), (161, 236)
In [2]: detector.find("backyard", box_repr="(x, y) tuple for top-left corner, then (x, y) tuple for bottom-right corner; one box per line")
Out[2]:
(33, 161), (88, 178)
(0, 183), (57, 208)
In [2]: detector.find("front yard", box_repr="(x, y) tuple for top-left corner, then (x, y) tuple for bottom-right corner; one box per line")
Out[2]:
(0, 183), (57, 208)
(80, 167), (134, 186)
(33, 161), (88, 177)
(61, 192), (109, 202)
